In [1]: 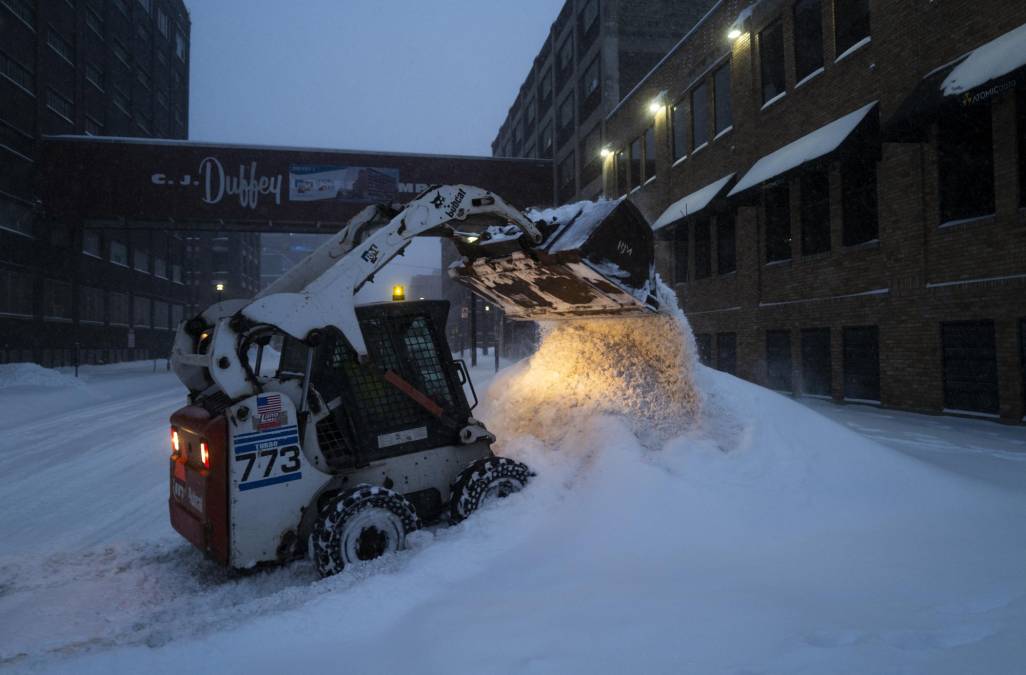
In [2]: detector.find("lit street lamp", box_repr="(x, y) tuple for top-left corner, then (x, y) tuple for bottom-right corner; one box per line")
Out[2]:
(215, 282), (225, 302)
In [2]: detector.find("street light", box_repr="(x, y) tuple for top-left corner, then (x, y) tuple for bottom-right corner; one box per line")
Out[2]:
(215, 282), (224, 301)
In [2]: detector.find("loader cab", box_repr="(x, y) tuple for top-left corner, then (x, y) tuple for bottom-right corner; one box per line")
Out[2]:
(278, 300), (476, 473)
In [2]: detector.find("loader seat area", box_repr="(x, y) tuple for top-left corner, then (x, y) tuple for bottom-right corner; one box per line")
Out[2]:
(308, 300), (471, 471)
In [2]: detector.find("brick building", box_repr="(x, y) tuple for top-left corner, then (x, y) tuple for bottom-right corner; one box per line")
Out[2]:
(490, 0), (718, 203)
(0, 0), (197, 365)
(601, 0), (1025, 422)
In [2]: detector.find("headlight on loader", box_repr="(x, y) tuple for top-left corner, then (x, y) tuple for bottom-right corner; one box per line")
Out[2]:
(200, 441), (210, 469)
(171, 427), (180, 458)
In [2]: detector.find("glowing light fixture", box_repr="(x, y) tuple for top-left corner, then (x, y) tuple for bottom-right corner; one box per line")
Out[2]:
(215, 282), (225, 292)
(464, 235), (480, 244)
(600, 145), (613, 159)
(392, 284), (406, 301)
(484, 305), (491, 312)
(727, 27), (742, 40)
(727, 6), (752, 42)
(648, 90), (668, 115)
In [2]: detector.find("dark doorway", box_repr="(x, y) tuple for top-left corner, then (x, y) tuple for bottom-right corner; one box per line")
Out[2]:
(766, 329), (792, 392)
(941, 320), (999, 414)
(843, 325), (880, 401)
(801, 328), (832, 396)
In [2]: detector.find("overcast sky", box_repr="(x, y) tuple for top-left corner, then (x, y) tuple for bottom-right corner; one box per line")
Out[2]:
(186, 0), (562, 299)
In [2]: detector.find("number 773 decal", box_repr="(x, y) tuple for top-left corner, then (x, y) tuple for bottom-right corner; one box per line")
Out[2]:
(232, 425), (303, 491)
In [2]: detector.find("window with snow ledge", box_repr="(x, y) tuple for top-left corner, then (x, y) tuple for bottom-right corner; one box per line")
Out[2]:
(674, 224), (689, 283)
(794, 0), (824, 82)
(717, 211), (736, 275)
(643, 125), (656, 181)
(714, 62), (732, 135)
(692, 80), (710, 150)
(801, 168), (831, 255)
(937, 101), (994, 225)
(834, 0), (870, 60)
(671, 99), (688, 162)
(759, 18), (786, 106)
(693, 216), (711, 279)
(842, 155), (878, 246)
(1019, 88), (1026, 208)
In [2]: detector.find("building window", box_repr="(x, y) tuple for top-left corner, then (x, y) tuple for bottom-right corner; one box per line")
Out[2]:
(80, 286), (105, 323)
(841, 157), (878, 244)
(579, 55), (601, 117)
(112, 39), (130, 67)
(0, 50), (34, 93)
(84, 115), (103, 135)
(713, 62), (732, 134)
(47, 28), (75, 65)
(171, 263), (183, 284)
(175, 30), (186, 61)
(941, 320), (999, 414)
(717, 212), (736, 274)
(1020, 89), (1026, 207)
(763, 183), (791, 262)
(2, 0), (35, 28)
(693, 218), (711, 279)
(800, 169), (830, 255)
(132, 295), (151, 328)
(85, 62), (104, 90)
(558, 151), (576, 198)
(579, 124), (602, 185)
(629, 136), (642, 189)
(691, 80), (709, 149)
(525, 94), (536, 129)
(695, 334), (712, 365)
(0, 269), (33, 317)
(133, 247), (149, 272)
(643, 126), (656, 180)
(674, 225), (689, 282)
(136, 68), (152, 90)
(157, 9), (170, 38)
(110, 240), (129, 266)
(113, 88), (131, 117)
(86, 7), (103, 37)
(843, 325), (879, 401)
(539, 67), (552, 110)
(794, 0), (823, 81)
(43, 279), (72, 320)
(834, 0), (870, 57)
(111, 0), (127, 16)
(801, 328), (831, 396)
(580, 0), (598, 31)
(558, 93), (574, 139)
(154, 256), (167, 279)
(171, 303), (184, 327)
(671, 99), (687, 162)
(109, 291), (129, 325)
(137, 0), (152, 14)
(136, 22), (151, 45)
(46, 89), (74, 123)
(716, 333), (737, 375)
(153, 300), (169, 329)
(82, 230), (101, 257)
(766, 330), (792, 392)
(937, 103), (994, 224)
(540, 121), (553, 158)
(557, 35), (573, 75)
(616, 150), (628, 195)
(760, 19), (785, 104)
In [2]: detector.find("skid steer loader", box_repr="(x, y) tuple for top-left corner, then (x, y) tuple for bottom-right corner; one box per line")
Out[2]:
(168, 185), (658, 576)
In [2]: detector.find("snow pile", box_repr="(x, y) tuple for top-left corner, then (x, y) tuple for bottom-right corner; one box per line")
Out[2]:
(0, 362), (86, 390)
(485, 281), (699, 447)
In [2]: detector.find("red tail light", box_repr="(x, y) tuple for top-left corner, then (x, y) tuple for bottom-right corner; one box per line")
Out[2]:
(171, 428), (180, 457)
(200, 441), (210, 469)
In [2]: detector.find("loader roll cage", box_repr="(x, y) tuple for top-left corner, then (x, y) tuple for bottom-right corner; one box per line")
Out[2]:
(274, 300), (473, 472)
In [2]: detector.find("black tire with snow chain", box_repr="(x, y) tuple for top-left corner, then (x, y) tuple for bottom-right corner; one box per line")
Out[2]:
(449, 457), (533, 524)
(310, 484), (420, 578)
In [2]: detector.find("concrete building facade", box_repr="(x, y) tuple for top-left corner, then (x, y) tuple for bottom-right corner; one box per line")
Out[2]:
(490, 0), (718, 203)
(601, 0), (1026, 422)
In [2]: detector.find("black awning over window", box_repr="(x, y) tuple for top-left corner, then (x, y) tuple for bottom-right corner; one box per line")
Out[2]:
(885, 22), (1026, 141)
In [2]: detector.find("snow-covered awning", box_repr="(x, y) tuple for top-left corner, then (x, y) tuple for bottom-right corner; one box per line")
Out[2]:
(886, 21), (1026, 140)
(651, 174), (735, 231)
(728, 102), (878, 197)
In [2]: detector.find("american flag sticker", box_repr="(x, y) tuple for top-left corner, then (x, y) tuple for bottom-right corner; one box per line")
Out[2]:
(256, 393), (283, 430)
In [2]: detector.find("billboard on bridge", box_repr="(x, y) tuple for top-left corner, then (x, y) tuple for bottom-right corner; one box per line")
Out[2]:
(39, 137), (554, 232)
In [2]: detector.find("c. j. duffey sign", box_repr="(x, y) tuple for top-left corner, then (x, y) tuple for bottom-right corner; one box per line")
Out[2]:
(150, 157), (430, 210)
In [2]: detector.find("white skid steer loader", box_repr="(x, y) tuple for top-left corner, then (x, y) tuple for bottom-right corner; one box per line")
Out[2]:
(168, 185), (658, 576)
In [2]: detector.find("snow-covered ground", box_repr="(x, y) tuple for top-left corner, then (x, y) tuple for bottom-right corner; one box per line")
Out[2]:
(0, 356), (1024, 674)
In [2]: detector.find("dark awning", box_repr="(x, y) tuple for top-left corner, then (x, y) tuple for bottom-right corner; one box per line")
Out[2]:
(728, 102), (878, 197)
(886, 21), (1026, 141)
(651, 173), (735, 231)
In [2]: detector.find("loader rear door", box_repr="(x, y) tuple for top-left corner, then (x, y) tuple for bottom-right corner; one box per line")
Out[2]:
(311, 300), (470, 467)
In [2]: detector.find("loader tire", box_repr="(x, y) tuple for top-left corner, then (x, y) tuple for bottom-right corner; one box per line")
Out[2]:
(449, 457), (533, 525)
(310, 484), (420, 578)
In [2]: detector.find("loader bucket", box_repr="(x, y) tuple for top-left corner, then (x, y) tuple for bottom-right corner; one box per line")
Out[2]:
(450, 198), (658, 321)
